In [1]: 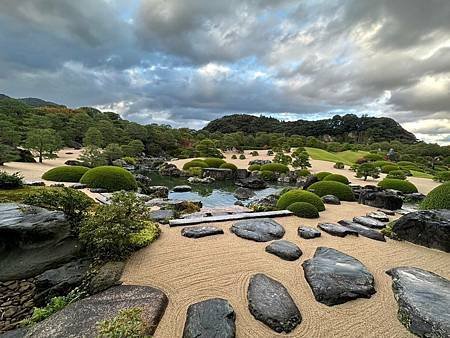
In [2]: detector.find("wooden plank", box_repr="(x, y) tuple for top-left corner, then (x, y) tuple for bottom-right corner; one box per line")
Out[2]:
(169, 210), (293, 227)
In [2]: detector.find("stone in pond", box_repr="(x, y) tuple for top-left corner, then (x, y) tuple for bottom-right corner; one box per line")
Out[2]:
(338, 220), (385, 242)
(297, 226), (321, 239)
(265, 240), (302, 261)
(321, 195), (341, 205)
(26, 285), (168, 337)
(318, 223), (359, 238)
(302, 247), (376, 306)
(233, 187), (255, 200)
(230, 218), (285, 242)
(173, 185), (192, 192)
(366, 211), (389, 222)
(247, 273), (301, 333)
(182, 298), (236, 338)
(181, 226), (224, 239)
(386, 267), (450, 337)
(353, 216), (385, 229)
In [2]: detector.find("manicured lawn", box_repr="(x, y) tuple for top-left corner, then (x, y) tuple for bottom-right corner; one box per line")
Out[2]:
(410, 170), (434, 179)
(305, 147), (368, 166)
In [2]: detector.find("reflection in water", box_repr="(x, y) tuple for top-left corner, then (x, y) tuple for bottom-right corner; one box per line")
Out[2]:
(143, 171), (284, 208)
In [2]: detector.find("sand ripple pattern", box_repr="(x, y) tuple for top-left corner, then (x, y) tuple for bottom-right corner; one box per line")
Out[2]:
(121, 202), (450, 337)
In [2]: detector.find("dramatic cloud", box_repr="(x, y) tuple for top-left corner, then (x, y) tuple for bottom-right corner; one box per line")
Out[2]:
(0, 0), (449, 144)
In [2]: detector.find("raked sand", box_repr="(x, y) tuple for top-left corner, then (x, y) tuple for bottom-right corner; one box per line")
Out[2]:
(122, 202), (450, 337)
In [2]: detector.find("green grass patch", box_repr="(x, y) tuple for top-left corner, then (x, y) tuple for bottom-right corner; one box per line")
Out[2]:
(305, 147), (368, 166)
(410, 170), (434, 179)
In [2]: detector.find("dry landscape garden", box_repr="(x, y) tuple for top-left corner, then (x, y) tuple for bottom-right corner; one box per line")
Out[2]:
(0, 95), (449, 337)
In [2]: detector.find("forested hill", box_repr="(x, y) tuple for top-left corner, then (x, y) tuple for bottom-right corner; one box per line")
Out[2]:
(203, 114), (417, 143)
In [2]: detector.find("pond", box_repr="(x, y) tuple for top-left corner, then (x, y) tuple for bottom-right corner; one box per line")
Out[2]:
(143, 172), (286, 208)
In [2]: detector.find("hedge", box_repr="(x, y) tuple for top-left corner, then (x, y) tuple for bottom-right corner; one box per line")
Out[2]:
(296, 169), (310, 177)
(42, 166), (90, 182)
(420, 182), (450, 210)
(260, 163), (289, 173)
(372, 161), (392, 168)
(381, 164), (400, 173)
(323, 173), (349, 184)
(80, 166), (137, 192)
(277, 189), (325, 211)
(183, 160), (209, 170)
(259, 170), (275, 181)
(315, 172), (332, 181)
(203, 158), (226, 168)
(287, 202), (319, 218)
(248, 164), (261, 171)
(377, 178), (418, 194)
(433, 171), (450, 182)
(307, 181), (355, 201)
(386, 170), (407, 180)
(220, 162), (238, 171)
(363, 153), (384, 161)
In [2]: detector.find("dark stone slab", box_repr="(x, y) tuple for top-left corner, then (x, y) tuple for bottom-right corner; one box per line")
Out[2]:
(89, 188), (108, 193)
(318, 223), (359, 237)
(265, 240), (302, 261)
(338, 220), (386, 242)
(231, 218), (285, 242)
(378, 209), (396, 216)
(233, 187), (255, 200)
(321, 195), (341, 205)
(26, 285), (168, 337)
(0, 328), (27, 338)
(353, 216), (385, 229)
(173, 185), (192, 192)
(149, 209), (176, 224)
(247, 273), (301, 333)
(367, 211), (389, 222)
(183, 298), (236, 338)
(236, 177), (267, 189)
(386, 267), (450, 337)
(181, 226), (224, 239)
(302, 247), (376, 306)
(392, 210), (450, 252)
(359, 190), (403, 210)
(297, 226), (321, 239)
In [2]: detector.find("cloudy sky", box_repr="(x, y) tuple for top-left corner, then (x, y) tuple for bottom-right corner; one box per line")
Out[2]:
(1, 0), (449, 144)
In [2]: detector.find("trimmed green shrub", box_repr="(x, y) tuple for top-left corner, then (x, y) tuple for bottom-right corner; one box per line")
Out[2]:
(0, 171), (23, 189)
(377, 178), (418, 194)
(323, 173), (349, 184)
(364, 153), (384, 161)
(372, 160), (392, 168)
(420, 182), (450, 210)
(188, 167), (203, 177)
(259, 170), (275, 181)
(231, 154), (237, 159)
(248, 164), (261, 171)
(183, 160), (208, 170)
(381, 164), (400, 173)
(386, 170), (407, 180)
(129, 221), (160, 249)
(250, 151), (259, 156)
(203, 158), (226, 168)
(433, 171), (450, 182)
(333, 162), (344, 169)
(220, 162), (238, 171)
(308, 181), (355, 201)
(239, 154), (246, 160)
(315, 172), (332, 180)
(122, 157), (137, 165)
(287, 202), (319, 218)
(260, 163), (289, 173)
(267, 150), (274, 156)
(80, 166), (137, 192)
(277, 189), (325, 211)
(42, 166), (90, 182)
(296, 169), (310, 177)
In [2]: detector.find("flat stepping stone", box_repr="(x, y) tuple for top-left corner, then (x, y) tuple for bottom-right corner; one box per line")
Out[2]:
(338, 220), (386, 242)
(378, 209), (396, 216)
(353, 216), (385, 229)
(173, 185), (192, 192)
(230, 218), (285, 242)
(181, 226), (224, 239)
(321, 195), (340, 205)
(265, 240), (302, 261)
(183, 298), (236, 338)
(318, 223), (359, 237)
(302, 247), (376, 306)
(26, 285), (168, 337)
(366, 211), (389, 222)
(247, 273), (301, 333)
(386, 267), (450, 337)
(149, 209), (175, 224)
(298, 226), (321, 239)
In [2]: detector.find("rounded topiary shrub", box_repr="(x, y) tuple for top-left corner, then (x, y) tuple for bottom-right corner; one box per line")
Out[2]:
(277, 189), (325, 211)
(381, 164), (400, 173)
(372, 160), (392, 168)
(260, 163), (289, 173)
(323, 173), (349, 184)
(296, 169), (310, 177)
(231, 154), (237, 159)
(287, 202), (319, 218)
(248, 164), (261, 171)
(308, 181), (355, 201)
(377, 178), (418, 194)
(434, 171), (450, 182)
(267, 150), (274, 156)
(239, 154), (246, 160)
(250, 151), (259, 156)
(259, 170), (275, 181)
(80, 166), (137, 192)
(333, 162), (344, 169)
(220, 162), (238, 171)
(420, 182), (450, 210)
(203, 158), (226, 168)
(364, 153), (384, 161)
(386, 170), (407, 180)
(42, 166), (90, 182)
(183, 160), (209, 170)
(315, 172), (332, 180)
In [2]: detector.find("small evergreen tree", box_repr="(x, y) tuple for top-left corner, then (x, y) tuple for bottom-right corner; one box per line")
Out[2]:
(24, 129), (62, 163)
(356, 163), (380, 181)
(83, 127), (104, 147)
(78, 146), (106, 167)
(291, 149), (311, 169)
(273, 153), (292, 165)
(0, 144), (19, 165)
(103, 143), (124, 164)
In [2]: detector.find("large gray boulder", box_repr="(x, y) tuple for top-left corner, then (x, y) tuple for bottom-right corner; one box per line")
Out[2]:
(233, 187), (255, 200)
(231, 218), (285, 242)
(321, 195), (340, 205)
(236, 177), (267, 189)
(353, 216), (385, 229)
(25, 285), (168, 338)
(0, 204), (80, 281)
(297, 226), (321, 239)
(247, 274), (301, 333)
(386, 267), (450, 337)
(88, 261), (125, 295)
(359, 189), (403, 210)
(302, 247), (376, 306)
(182, 298), (236, 338)
(392, 210), (450, 252)
(265, 240), (302, 261)
(338, 220), (385, 242)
